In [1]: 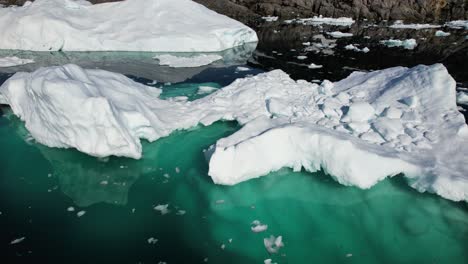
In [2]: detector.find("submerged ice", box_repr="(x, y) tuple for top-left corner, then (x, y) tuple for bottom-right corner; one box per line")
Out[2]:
(0, 63), (467, 202)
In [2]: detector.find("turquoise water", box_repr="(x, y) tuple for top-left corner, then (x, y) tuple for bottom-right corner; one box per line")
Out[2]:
(1, 69), (467, 264)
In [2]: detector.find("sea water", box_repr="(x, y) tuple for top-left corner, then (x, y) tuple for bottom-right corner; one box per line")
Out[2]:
(0, 66), (467, 263)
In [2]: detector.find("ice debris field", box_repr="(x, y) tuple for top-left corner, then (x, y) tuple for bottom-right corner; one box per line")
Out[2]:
(0, 0), (257, 52)
(1, 63), (467, 203)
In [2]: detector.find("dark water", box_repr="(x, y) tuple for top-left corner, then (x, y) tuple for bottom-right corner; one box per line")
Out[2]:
(0, 24), (467, 264)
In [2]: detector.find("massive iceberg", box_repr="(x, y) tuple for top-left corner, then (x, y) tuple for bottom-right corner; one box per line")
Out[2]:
(0, 64), (467, 202)
(0, 0), (257, 52)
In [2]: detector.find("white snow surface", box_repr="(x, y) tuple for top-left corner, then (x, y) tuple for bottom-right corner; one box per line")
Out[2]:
(0, 0), (257, 52)
(154, 54), (223, 68)
(380, 39), (417, 50)
(0, 56), (34, 67)
(1, 63), (468, 202)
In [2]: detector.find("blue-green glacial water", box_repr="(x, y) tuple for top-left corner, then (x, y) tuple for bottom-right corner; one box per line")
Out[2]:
(0, 48), (467, 263)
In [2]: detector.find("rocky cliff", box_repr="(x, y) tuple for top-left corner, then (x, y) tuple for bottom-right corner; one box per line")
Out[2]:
(1, 0), (466, 23)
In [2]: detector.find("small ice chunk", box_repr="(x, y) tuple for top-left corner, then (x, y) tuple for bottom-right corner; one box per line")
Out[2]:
(262, 16), (278, 22)
(221, 244), (225, 250)
(197, 86), (218, 95)
(100, 180), (108, 185)
(347, 122), (371, 134)
(251, 220), (268, 233)
(176, 210), (186, 215)
(360, 131), (385, 144)
(308, 63), (323, 69)
(215, 200), (225, 204)
(297, 56), (307, 60)
(380, 39), (417, 50)
(77, 210), (86, 217)
(10, 237), (25, 245)
(327, 31), (353, 38)
(346, 253), (353, 257)
(372, 118), (404, 141)
(175, 167), (180, 173)
(435, 30), (450, 37)
(154, 204), (170, 215)
(67, 206), (75, 212)
(381, 107), (402, 119)
(147, 237), (158, 244)
(342, 102), (375, 122)
(236, 66), (250, 72)
(264, 235), (284, 254)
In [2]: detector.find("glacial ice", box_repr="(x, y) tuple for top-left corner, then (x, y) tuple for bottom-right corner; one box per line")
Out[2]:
(0, 0), (257, 52)
(0, 56), (35, 67)
(1, 63), (467, 202)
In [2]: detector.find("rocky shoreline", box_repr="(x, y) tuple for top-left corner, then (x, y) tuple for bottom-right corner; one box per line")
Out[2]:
(1, 0), (466, 24)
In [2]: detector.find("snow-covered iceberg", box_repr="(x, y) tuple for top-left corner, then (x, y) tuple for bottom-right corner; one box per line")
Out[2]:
(1, 63), (467, 202)
(0, 0), (257, 52)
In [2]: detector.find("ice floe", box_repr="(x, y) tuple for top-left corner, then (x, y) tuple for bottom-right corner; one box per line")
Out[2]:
(264, 235), (284, 253)
(327, 31), (353, 38)
(380, 39), (417, 50)
(445, 20), (468, 29)
(10, 237), (25, 245)
(154, 54), (223, 68)
(251, 220), (268, 233)
(1, 63), (467, 202)
(308, 63), (323, 69)
(0, 56), (34, 67)
(0, 0), (257, 51)
(435, 30), (451, 37)
(457, 92), (468, 105)
(262, 16), (278, 22)
(344, 44), (370, 53)
(285, 16), (354, 27)
(389, 21), (441, 29)
(154, 204), (170, 215)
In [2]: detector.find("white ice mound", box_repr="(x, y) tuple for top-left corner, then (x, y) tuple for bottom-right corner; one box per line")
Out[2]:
(0, 0), (257, 52)
(1, 63), (467, 202)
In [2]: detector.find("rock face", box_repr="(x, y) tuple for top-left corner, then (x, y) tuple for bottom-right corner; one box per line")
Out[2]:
(1, 0), (465, 22)
(195, 0), (467, 23)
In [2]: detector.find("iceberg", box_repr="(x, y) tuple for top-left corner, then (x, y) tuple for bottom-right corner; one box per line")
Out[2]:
(0, 0), (257, 52)
(1, 63), (467, 202)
